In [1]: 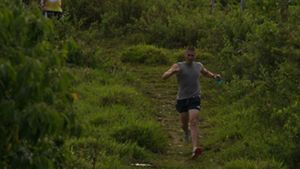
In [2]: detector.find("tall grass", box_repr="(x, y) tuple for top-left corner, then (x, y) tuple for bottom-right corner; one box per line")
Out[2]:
(64, 68), (167, 168)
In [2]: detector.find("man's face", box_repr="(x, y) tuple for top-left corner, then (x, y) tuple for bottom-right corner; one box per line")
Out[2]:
(185, 50), (196, 63)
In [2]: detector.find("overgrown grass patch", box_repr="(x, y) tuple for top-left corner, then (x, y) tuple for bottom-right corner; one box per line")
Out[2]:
(112, 121), (168, 153)
(202, 81), (296, 168)
(224, 159), (287, 169)
(64, 67), (164, 168)
(121, 44), (170, 65)
(89, 105), (152, 127)
(75, 83), (142, 108)
(68, 68), (119, 85)
(97, 85), (140, 106)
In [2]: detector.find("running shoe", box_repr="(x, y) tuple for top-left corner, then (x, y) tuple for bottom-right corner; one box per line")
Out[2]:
(192, 147), (203, 159)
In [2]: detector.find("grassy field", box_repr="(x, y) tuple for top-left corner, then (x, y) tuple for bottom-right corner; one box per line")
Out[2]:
(63, 41), (223, 168)
(64, 44), (228, 168)
(2, 1), (299, 168)
(64, 42), (289, 168)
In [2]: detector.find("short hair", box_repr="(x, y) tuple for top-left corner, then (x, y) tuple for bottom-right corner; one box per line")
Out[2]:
(186, 46), (196, 52)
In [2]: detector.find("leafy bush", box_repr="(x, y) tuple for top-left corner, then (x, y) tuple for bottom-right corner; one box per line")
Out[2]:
(121, 45), (170, 65)
(65, 38), (105, 68)
(0, 1), (75, 168)
(142, 11), (206, 47)
(64, 0), (147, 35)
(65, 38), (84, 65)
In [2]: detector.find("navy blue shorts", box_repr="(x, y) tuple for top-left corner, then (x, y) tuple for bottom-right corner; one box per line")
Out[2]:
(176, 96), (201, 113)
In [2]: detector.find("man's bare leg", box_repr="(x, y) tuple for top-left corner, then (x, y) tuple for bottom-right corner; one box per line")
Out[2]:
(180, 112), (189, 142)
(180, 112), (189, 133)
(188, 109), (199, 149)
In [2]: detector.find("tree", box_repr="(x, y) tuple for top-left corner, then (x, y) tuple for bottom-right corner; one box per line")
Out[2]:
(0, 1), (75, 168)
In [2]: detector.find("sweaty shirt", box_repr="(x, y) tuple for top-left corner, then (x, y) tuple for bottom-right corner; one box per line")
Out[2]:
(176, 62), (204, 100)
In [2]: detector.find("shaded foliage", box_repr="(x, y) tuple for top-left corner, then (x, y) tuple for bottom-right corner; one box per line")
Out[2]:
(0, 1), (77, 168)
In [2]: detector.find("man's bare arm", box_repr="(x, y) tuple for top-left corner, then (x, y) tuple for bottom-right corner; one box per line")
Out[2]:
(201, 67), (220, 79)
(162, 64), (180, 80)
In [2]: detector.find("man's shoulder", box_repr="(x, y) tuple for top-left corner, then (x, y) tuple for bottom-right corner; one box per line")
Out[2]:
(177, 61), (187, 66)
(195, 62), (203, 66)
(194, 62), (204, 71)
(173, 62), (183, 67)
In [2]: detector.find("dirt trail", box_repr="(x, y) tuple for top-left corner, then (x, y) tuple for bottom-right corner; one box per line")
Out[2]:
(131, 65), (219, 169)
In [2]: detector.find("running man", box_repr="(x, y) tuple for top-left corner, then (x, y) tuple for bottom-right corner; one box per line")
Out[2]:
(162, 47), (221, 159)
(40, 0), (63, 18)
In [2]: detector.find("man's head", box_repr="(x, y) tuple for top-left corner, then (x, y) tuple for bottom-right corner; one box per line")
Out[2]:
(185, 47), (196, 63)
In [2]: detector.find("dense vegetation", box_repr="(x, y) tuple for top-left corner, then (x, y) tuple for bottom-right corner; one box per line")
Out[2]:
(0, 1), (77, 168)
(1, 0), (299, 168)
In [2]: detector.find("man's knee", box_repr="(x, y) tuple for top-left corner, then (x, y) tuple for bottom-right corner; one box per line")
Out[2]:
(189, 118), (198, 127)
(189, 116), (198, 127)
(189, 109), (199, 127)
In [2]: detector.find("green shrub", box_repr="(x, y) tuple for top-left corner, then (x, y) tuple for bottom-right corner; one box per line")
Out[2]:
(121, 44), (170, 65)
(65, 0), (147, 35)
(112, 122), (167, 153)
(0, 1), (75, 168)
(65, 38), (84, 65)
(65, 38), (104, 68)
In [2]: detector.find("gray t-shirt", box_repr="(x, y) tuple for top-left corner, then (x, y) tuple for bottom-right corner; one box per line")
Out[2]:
(176, 62), (204, 100)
